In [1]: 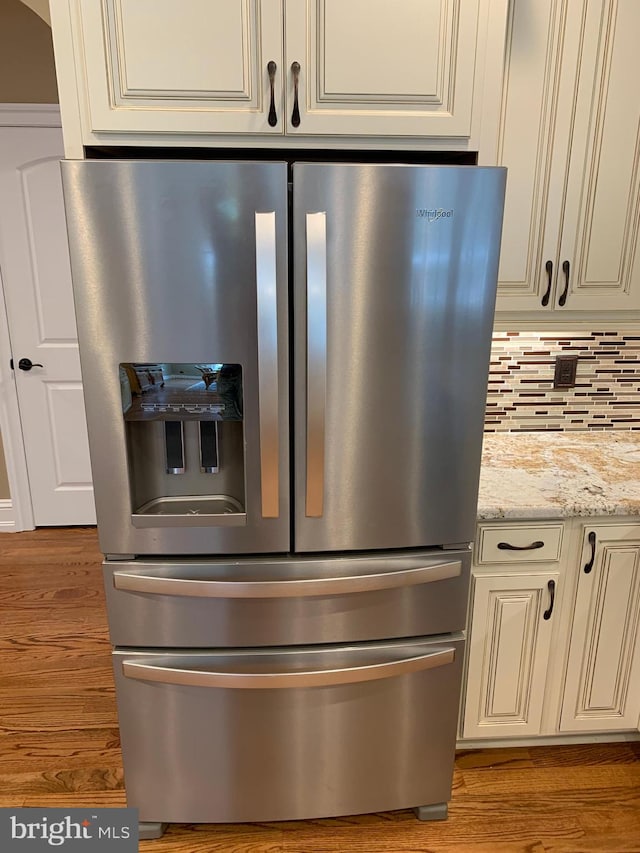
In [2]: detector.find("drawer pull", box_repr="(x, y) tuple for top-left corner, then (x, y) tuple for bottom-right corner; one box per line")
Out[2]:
(543, 579), (556, 620)
(497, 540), (545, 552)
(584, 531), (596, 574)
(122, 647), (455, 689)
(113, 559), (461, 599)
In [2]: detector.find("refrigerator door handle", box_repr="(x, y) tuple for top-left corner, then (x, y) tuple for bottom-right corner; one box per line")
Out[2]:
(255, 212), (280, 518)
(305, 212), (327, 518)
(112, 558), (461, 598)
(121, 647), (456, 689)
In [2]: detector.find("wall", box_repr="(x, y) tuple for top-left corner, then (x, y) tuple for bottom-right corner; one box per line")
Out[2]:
(0, 0), (58, 103)
(486, 331), (640, 432)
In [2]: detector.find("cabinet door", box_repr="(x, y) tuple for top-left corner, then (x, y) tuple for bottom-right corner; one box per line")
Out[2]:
(558, 0), (640, 311)
(463, 573), (558, 739)
(284, 0), (480, 137)
(75, 0), (284, 135)
(561, 525), (640, 732)
(494, 0), (586, 312)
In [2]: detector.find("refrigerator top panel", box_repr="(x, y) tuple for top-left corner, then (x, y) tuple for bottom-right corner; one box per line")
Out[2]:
(293, 164), (506, 553)
(62, 160), (290, 556)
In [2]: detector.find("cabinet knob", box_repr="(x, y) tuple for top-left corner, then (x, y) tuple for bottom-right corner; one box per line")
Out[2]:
(291, 61), (301, 127)
(267, 61), (278, 127)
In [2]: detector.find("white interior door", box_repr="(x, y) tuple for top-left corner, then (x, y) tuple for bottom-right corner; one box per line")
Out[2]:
(0, 126), (95, 525)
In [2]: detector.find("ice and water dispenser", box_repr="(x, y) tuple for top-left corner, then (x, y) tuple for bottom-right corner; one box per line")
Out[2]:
(120, 363), (246, 526)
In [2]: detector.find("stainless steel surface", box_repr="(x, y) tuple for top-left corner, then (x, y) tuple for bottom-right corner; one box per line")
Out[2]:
(103, 549), (471, 647)
(131, 495), (245, 528)
(112, 556), (460, 597)
(255, 211), (280, 519)
(305, 212), (327, 518)
(293, 164), (506, 553)
(61, 160), (290, 555)
(122, 646), (455, 689)
(113, 637), (464, 823)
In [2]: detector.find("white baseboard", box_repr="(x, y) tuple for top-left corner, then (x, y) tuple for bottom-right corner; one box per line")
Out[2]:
(0, 498), (16, 531)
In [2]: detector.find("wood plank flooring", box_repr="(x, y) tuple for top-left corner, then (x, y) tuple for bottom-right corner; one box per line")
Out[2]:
(1, 528), (639, 852)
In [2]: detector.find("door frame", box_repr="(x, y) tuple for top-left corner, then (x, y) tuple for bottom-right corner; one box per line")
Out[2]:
(0, 103), (62, 531)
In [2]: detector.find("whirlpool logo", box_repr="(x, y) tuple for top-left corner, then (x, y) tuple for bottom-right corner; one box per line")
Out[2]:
(1, 809), (137, 851)
(416, 208), (454, 222)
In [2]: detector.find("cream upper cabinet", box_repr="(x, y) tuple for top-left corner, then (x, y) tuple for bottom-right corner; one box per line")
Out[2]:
(51, 0), (507, 153)
(558, 0), (640, 311)
(283, 0), (480, 138)
(494, 0), (640, 315)
(560, 524), (640, 733)
(69, 0), (284, 135)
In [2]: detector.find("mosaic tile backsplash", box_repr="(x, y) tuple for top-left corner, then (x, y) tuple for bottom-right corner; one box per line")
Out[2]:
(486, 331), (640, 432)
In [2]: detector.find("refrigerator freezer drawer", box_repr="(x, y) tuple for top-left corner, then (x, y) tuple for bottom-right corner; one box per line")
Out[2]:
(104, 549), (471, 647)
(113, 637), (464, 823)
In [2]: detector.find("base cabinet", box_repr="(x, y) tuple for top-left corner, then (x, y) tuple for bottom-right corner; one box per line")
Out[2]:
(462, 573), (558, 739)
(462, 518), (640, 744)
(560, 525), (640, 732)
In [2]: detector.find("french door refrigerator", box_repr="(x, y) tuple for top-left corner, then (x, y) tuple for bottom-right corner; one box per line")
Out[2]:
(62, 160), (506, 836)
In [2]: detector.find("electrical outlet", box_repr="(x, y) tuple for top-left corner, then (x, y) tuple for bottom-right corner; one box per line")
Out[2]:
(554, 354), (578, 388)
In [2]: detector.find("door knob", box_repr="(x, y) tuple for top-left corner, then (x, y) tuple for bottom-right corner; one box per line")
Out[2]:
(18, 358), (43, 371)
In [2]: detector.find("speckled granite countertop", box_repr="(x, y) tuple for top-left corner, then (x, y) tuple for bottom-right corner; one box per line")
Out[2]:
(478, 432), (640, 519)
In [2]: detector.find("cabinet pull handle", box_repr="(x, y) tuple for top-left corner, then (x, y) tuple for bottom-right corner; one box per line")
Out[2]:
(267, 61), (278, 126)
(584, 530), (596, 573)
(541, 260), (553, 306)
(291, 61), (301, 127)
(543, 579), (556, 620)
(558, 259), (570, 306)
(497, 540), (544, 551)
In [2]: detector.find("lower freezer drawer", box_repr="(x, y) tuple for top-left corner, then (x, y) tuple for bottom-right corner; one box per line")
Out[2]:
(113, 636), (464, 824)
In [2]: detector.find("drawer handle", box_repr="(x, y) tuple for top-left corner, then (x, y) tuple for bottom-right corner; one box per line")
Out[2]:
(122, 647), (456, 689)
(291, 61), (301, 127)
(267, 60), (278, 126)
(112, 560), (461, 599)
(584, 530), (596, 574)
(497, 540), (545, 552)
(541, 260), (553, 306)
(543, 579), (556, 620)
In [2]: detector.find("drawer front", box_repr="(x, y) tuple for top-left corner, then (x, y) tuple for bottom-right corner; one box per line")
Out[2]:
(476, 523), (563, 565)
(113, 637), (464, 823)
(104, 550), (471, 647)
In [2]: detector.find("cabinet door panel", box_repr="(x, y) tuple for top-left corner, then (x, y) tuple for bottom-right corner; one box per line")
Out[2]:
(463, 573), (557, 739)
(561, 526), (640, 732)
(559, 0), (640, 310)
(76, 0), (284, 134)
(284, 0), (479, 137)
(494, 0), (586, 311)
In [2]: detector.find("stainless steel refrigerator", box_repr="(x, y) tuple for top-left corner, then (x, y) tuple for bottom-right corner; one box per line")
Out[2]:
(62, 160), (506, 837)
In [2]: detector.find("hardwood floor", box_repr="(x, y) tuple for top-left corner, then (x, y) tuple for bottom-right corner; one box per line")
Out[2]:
(1, 528), (639, 852)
